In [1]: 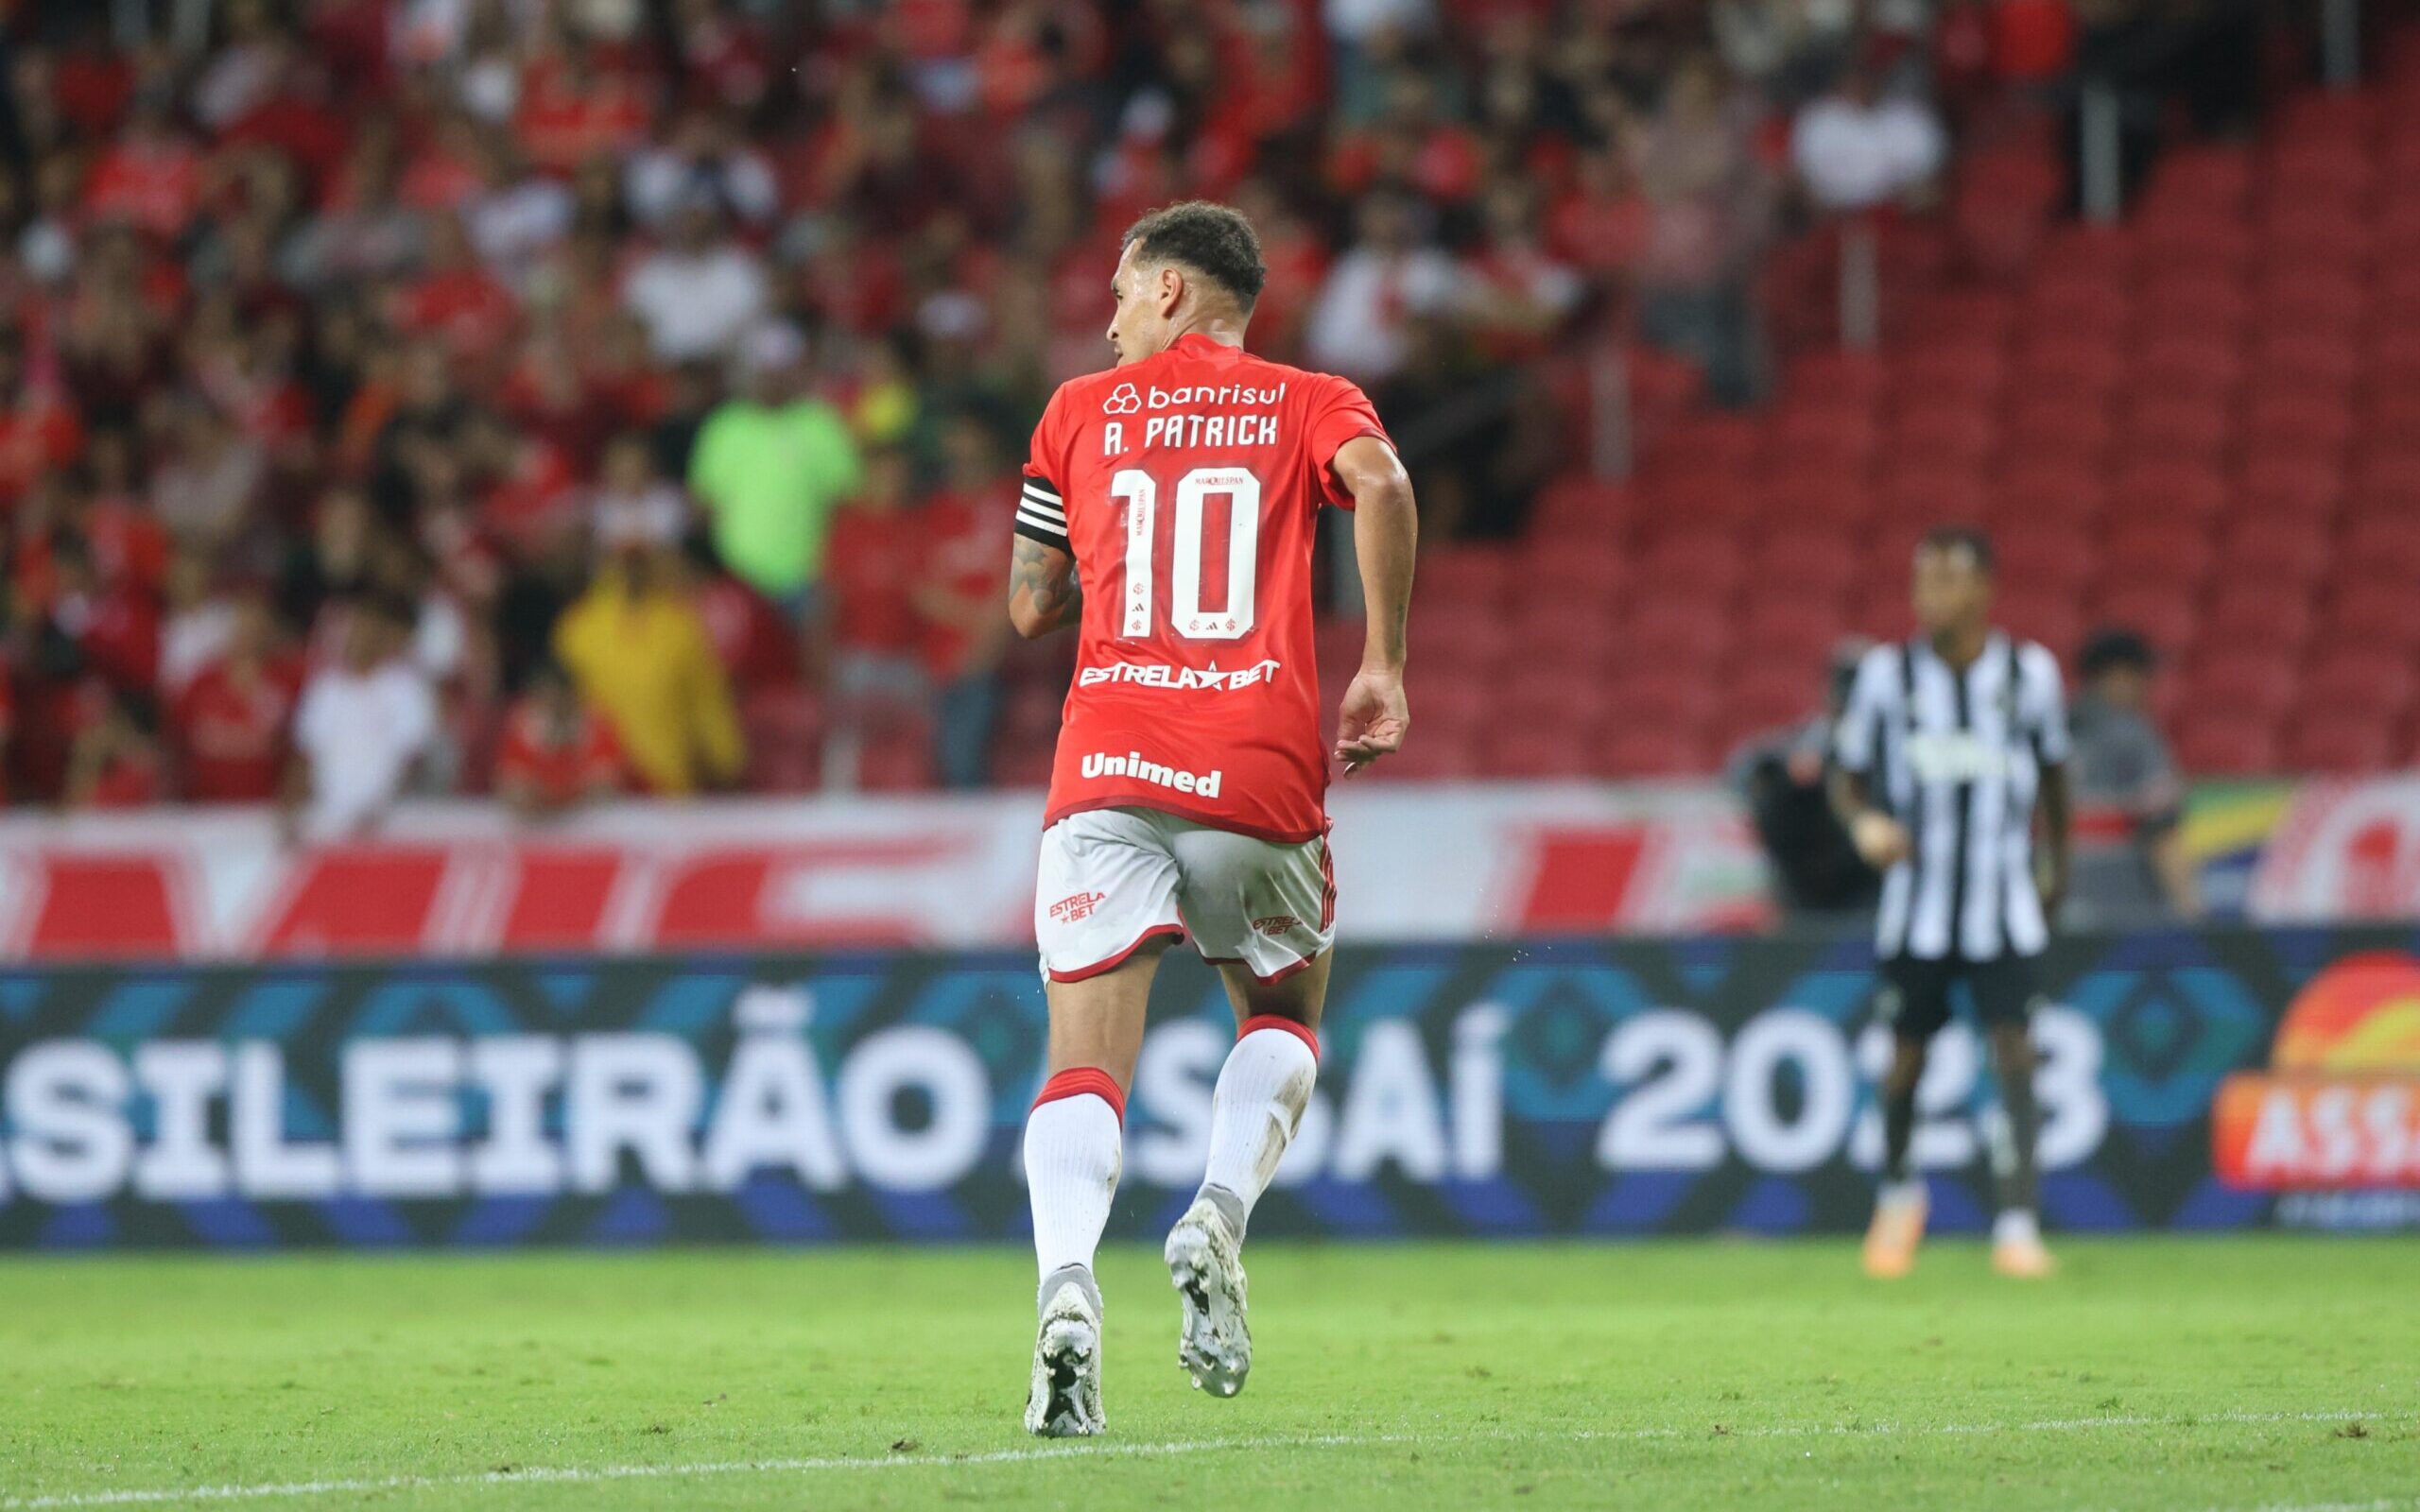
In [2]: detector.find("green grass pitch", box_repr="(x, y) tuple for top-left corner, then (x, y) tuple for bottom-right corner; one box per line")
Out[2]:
(1, 1237), (2413, 1510)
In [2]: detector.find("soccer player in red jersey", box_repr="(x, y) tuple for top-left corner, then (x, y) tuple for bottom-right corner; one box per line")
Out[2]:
(1007, 202), (1417, 1436)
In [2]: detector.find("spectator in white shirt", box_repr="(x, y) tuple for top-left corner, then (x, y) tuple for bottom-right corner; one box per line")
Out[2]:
(626, 110), (779, 231)
(1304, 191), (1461, 384)
(621, 198), (769, 364)
(1791, 58), (1947, 212)
(285, 593), (438, 844)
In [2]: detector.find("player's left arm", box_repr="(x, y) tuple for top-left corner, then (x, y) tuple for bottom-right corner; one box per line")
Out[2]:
(2027, 644), (2074, 919)
(1333, 435), (1416, 773)
(1008, 534), (1081, 639)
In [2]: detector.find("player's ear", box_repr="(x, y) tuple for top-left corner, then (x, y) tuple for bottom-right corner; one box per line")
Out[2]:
(1156, 263), (1186, 317)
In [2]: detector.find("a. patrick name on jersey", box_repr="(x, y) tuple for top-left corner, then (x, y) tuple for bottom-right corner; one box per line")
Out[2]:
(1078, 658), (1282, 691)
(1099, 380), (1287, 451)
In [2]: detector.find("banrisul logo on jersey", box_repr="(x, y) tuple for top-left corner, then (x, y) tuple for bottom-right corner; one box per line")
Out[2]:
(0, 928), (2409, 1249)
(2212, 951), (2420, 1227)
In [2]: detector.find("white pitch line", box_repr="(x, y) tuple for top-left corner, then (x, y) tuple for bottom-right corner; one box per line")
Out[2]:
(2175, 1501), (2420, 1512)
(0, 1408), (2397, 1509)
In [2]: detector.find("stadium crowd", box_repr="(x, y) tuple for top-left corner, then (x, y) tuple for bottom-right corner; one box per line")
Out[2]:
(0, 0), (2288, 816)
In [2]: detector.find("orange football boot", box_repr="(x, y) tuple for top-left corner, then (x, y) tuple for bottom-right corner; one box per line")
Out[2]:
(1861, 1191), (1927, 1280)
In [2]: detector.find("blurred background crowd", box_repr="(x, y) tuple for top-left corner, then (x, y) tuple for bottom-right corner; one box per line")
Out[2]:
(0, 0), (2364, 847)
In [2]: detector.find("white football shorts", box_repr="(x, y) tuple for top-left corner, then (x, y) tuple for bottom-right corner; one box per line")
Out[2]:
(1034, 806), (1336, 984)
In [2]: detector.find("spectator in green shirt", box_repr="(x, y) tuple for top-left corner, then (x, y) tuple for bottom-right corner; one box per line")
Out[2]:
(687, 322), (863, 623)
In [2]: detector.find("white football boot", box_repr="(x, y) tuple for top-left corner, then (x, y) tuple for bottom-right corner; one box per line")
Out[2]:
(1024, 1274), (1105, 1436)
(1165, 1196), (1251, 1398)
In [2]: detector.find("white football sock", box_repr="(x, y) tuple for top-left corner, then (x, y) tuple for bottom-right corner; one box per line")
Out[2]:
(1197, 1019), (1319, 1240)
(1025, 1074), (1123, 1303)
(1877, 1177), (1927, 1211)
(1993, 1208), (2041, 1246)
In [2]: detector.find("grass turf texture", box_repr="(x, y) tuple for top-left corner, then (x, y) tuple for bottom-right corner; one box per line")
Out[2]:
(0, 1237), (2412, 1511)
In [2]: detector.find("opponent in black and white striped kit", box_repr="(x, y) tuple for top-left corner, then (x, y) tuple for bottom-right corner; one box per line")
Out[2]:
(1829, 526), (2072, 1279)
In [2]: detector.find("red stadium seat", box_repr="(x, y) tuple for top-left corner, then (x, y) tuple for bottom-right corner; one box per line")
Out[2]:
(2110, 460), (2229, 524)
(2120, 396), (2231, 463)
(2130, 333), (2245, 401)
(1785, 350), (1890, 404)
(2174, 715), (2279, 777)
(1890, 403), (1999, 468)
(2324, 579), (2420, 648)
(2281, 715), (2394, 774)
(2302, 647), (2417, 719)
(1762, 467), (1876, 529)
(2024, 273), (2132, 334)
(1736, 596), (1850, 662)
(1530, 476), (1634, 539)
(2135, 208), (2254, 274)
(2218, 515), (2336, 584)
(741, 688), (826, 795)
(1496, 665), (1617, 731)
(1751, 529), (1861, 597)
(1522, 539), (1628, 604)
(1991, 460), (2106, 524)
(1419, 545), (1520, 611)
(2267, 143), (2377, 201)
(2339, 515), (2420, 580)
(1877, 462), (1992, 528)
(1634, 530), (1745, 598)
(2003, 395), (2114, 463)
(1893, 340), (2008, 400)
(1993, 525), (2097, 595)
(1479, 724), (1599, 780)
(1590, 725), (1708, 779)
(2350, 450), (2420, 513)
(2088, 586), (2200, 655)
(2184, 650), (2298, 721)
(1625, 596), (1734, 663)
(2003, 608), (2084, 662)
(1665, 409), (1772, 466)
(2263, 201), (2376, 262)
(2202, 580), (2316, 654)
(2237, 455), (2344, 524)
(2248, 331), (2364, 390)
(2244, 391), (2358, 455)
(2143, 145), (2255, 215)
(2135, 269), (2250, 335)
(2013, 335), (2126, 394)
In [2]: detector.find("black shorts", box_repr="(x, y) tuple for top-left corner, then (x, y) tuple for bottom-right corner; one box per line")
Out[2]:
(1876, 954), (2043, 1040)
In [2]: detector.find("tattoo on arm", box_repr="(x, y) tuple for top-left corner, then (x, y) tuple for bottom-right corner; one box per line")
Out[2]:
(1010, 535), (1081, 635)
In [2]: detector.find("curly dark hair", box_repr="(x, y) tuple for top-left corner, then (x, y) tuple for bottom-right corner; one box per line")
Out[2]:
(1917, 524), (1995, 576)
(1121, 200), (1267, 310)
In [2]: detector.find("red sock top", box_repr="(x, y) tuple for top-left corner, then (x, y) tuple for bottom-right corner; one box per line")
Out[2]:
(1239, 1014), (1320, 1060)
(1033, 1066), (1127, 1124)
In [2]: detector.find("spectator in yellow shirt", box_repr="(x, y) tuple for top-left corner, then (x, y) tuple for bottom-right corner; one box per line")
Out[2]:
(553, 505), (744, 796)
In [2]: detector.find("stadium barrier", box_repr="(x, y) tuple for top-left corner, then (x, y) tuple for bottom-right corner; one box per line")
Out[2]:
(5, 774), (2416, 962)
(2, 924), (2413, 1250)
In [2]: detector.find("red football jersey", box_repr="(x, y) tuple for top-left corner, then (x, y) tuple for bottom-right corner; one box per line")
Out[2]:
(1019, 333), (1390, 843)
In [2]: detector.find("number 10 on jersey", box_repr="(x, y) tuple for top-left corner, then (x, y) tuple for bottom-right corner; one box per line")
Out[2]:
(1110, 466), (1262, 641)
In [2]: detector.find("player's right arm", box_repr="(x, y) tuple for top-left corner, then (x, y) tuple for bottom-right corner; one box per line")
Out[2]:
(1333, 435), (1415, 773)
(1008, 534), (1082, 640)
(1009, 387), (1081, 640)
(1828, 648), (1910, 868)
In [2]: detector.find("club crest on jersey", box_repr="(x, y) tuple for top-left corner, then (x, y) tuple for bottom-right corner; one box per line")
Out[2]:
(1080, 750), (1223, 798)
(1049, 891), (1108, 924)
(1102, 383), (1142, 415)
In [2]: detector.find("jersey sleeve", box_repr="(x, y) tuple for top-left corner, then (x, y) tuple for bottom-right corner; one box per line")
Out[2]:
(1305, 374), (1392, 510)
(1015, 385), (1073, 553)
(2023, 644), (2072, 765)
(1832, 647), (1893, 776)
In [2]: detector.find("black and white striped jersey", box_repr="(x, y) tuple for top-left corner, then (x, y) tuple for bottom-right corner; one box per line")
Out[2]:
(1833, 633), (2070, 962)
